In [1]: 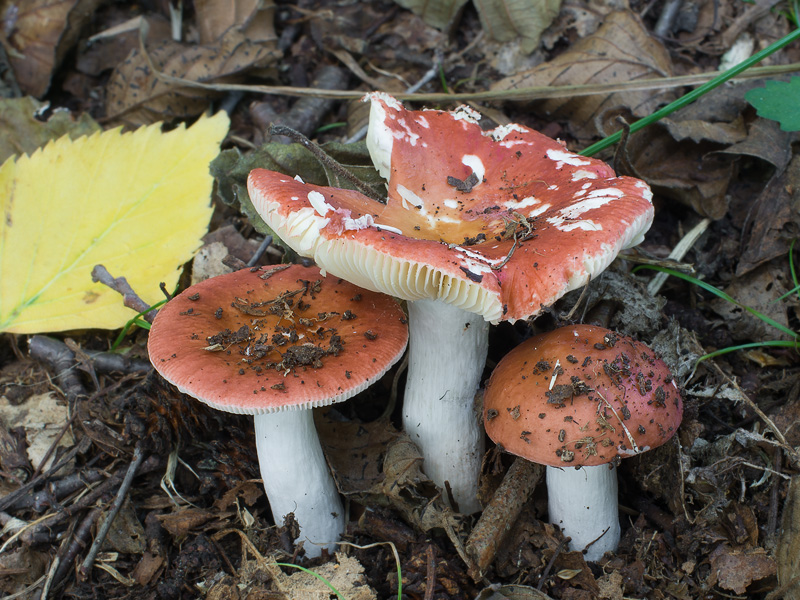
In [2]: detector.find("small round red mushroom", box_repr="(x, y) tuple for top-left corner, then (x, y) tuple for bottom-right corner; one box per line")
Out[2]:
(147, 264), (408, 557)
(247, 94), (655, 514)
(483, 324), (682, 561)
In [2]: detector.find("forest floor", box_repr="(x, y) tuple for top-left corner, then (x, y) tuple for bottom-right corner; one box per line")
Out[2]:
(1, 0), (800, 598)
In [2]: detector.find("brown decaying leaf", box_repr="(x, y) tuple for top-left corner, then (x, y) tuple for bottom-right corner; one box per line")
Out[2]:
(709, 545), (777, 595)
(104, 23), (280, 125)
(4, 0), (104, 97)
(777, 476), (800, 598)
(736, 147), (800, 276)
(473, 0), (561, 53)
(194, 0), (276, 45)
(492, 10), (674, 140)
(316, 412), (400, 495)
(391, 0), (470, 31)
(710, 263), (792, 343)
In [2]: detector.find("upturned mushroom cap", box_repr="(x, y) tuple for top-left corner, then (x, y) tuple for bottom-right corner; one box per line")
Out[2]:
(147, 265), (408, 414)
(483, 325), (682, 467)
(247, 93), (654, 324)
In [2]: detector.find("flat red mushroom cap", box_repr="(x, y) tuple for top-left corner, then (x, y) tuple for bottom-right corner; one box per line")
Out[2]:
(483, 324), (683, 467)
(147, 265), (408, 414)
(247, 94), (654, 323)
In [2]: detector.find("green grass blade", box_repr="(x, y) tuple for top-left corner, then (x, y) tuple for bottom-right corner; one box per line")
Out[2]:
(633, 265), (798, 338)
(580, 27), (800, 157)
(275, 563), (349, 600)
(111, 299), (167, 350)
(699, 340), (799, 362)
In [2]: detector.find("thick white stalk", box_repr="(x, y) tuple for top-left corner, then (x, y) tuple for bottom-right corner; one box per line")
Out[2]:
(254, 409), (345, 558)
(403, 299), (489, 514)
(546, 464), (620, 562)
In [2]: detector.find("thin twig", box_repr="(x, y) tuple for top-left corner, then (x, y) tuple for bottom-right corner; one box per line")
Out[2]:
(91, 265), (157, 323)
(78, 445), (147, 580)
(268, 124), (385, 203)
(424, 544), (437, 600)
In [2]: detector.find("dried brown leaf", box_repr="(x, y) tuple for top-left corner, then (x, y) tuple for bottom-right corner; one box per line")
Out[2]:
(194, 0), (276, 45)
(710, 264), (791, 343)
(709, 544), (777, 595)
(618, 130), (733, 219)
(777, 476), (800, 599)
(492, 10), (674, 140)
(105, 26), (280, 126)
(3, 0), (103, 97)
(737, 154), (800, 275)
(316, 413), (400, 495)
(391, 0), (470, 31)
(156, 508), (215, 538)
(474, 0), (561, 53)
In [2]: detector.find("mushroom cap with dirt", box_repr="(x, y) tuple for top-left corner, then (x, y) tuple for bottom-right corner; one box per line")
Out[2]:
(147, 264), (408, 557)
(246, 93), (655, 514)
(483, 324), (683, 561)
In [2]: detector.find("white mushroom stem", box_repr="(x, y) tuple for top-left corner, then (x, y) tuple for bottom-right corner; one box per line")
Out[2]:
(546, 464), (621, 562)
(403, 299), (489, 514)
(254, 409), (345, 558)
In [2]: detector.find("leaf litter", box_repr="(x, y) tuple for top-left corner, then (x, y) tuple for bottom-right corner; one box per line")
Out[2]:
(1, 0), (800, 598)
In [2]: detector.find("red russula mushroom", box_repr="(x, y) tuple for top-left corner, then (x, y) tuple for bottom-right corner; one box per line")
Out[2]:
(247, 93), (655, 514)
(147, 265), (408, 557)
(483, 324), (683, 561)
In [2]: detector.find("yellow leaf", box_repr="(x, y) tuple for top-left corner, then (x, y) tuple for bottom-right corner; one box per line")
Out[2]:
(0, 112), (229, 334)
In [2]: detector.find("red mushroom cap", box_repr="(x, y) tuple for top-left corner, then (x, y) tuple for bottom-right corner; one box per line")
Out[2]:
(147, 265), (408, 414)
(483, 324), (682, 467)
(247, 94), (653, 324)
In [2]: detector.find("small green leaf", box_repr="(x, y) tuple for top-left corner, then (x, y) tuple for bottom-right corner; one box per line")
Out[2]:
(745, 77), (800, 132)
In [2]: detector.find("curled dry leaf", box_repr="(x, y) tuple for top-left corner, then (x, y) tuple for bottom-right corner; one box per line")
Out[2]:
(193, 0), (276, 45)
(492, 10), (674, 140)
(709, 545), (777, 595)
(105, 24), (280, 126)
(736, 153), (800, 275)
(3, 0), (103, 97)
(473, 0), (561, 53)
(391, 0), (470, 31)
(777, 476), (800, 597)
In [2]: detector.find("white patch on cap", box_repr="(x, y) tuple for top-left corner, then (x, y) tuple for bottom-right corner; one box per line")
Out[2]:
(444, 199), (459, 209)
(582, 182), (593, 189)
(367, 100), (394, 179)
(546, 148), (591, 169)
(503, 196), (539, 210)
(342, 213), (375, 231)
(546, 216), (601, 232)
(393, 118), (420, 146)
(548, 185), (559, 190)
(376, 223), (403, 235)
(416, 115), (430, 128)
(291, 196), (299, 201)
(528, 203), (551, 218)
(572, 170), (598, 181)
(397, 184), (425, 210)
(462, 155), (485, 183)
(294, 175), (305, 183)
(308, 190), (331, 216)
(487, 123), (530, 142)
(453, 246), (505, 266)
(451, 104), (481, 123)
(366, 91), (403, 111)
(636, 180), (654, 202)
